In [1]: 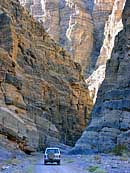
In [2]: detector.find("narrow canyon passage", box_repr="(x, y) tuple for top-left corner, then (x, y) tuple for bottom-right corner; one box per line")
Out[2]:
(0, 1), (130, 173)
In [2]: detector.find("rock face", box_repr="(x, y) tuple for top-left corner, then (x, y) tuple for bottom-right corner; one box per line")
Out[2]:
(86, 0), (126, 102)
(19, 0), (125, 103)
(59, 0), (94, 70)
(89, 0), (115, 69)
(96, 0), (126, 67)
(0, 0), (93, 151)
(72, 0), (130, 154)
(19, 0), (124, 71)
(19, 0), (94, 71)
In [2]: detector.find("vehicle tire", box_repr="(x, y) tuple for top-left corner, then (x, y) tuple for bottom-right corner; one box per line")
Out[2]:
(57, 161), (60, 165)
(44, 161), (47, 165)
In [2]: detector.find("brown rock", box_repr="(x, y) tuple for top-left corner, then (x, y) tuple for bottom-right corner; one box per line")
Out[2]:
(0, 0), (93, 151)
(19, 0), (94, 72)
(19, 0), (125, 103)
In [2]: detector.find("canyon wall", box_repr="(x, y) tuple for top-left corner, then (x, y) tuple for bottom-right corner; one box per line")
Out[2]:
(89, 0), (115, 70)
(72, 0), (130, 154)
(19, 0), (124, 70)
(96, 0), (126, 67)
(0, 0), (93, 151)
(1, 0), (128, 154)
(86, 0), (126, 102)
(20, 0), (94, 71)
(19, 0), (125, 103)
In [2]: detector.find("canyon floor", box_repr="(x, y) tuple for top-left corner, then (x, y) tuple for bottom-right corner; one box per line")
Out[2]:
(1, 151), (130, 173)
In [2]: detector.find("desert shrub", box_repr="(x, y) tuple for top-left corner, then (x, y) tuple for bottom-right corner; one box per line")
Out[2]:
(93, 168), (107, 173)
(5, 158), (20, 165)
(113, 144), (127, 156)
(88, 166), (99, 172)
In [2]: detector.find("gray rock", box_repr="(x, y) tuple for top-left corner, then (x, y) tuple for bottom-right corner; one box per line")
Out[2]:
(72, 0), (130, 154)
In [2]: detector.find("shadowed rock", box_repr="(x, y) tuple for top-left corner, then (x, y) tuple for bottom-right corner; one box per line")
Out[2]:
(72, 0), (130, 154)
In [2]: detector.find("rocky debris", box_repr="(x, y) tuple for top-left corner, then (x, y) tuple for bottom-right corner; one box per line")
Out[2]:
(72, 0), (130, 154)
(69, 154), (130, 173)
(0, 134), (25, 156)
(0, 151), (36, 173)
(1, 154), (130, 173)
(0, 134), (26, 173)
(0, 0), (93, 151)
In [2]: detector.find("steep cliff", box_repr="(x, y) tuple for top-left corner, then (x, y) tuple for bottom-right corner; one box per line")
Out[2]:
(72, 0), (130, 154)
(96, 0), (126, 67)
(19, 0), (124, 71)
(86, 0), (126, 102)
(19, 0), (94, 71)
(0, 0), (93, 151)
(90, 0), (115, 69)
(19, 0), (125, 103)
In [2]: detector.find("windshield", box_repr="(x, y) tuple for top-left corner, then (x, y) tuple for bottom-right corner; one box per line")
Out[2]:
(46, 149), (59, 154)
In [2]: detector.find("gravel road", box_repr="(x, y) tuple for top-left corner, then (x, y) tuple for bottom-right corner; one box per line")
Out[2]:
(1, 154), (130, 173)
(29, 154), (130, 173)
(34, 159), (87, 173)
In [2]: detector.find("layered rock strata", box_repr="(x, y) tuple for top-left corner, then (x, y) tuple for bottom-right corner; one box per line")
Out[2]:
(19, 0), (94, 71)
(88, 0), (115, 70)
(0, 0), (93, 151)
(96, 0), (126, 67)
(19, 0), (126, 103)
(86, 0), (126, 102)
(72, 0), (130, 154)
(20, 0), (124, 72)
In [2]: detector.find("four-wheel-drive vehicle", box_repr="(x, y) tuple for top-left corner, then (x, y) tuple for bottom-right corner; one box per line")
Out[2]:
(44, 147), (61, 165)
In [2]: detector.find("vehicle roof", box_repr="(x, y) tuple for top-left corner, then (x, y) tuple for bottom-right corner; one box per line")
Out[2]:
(45, 147), (60, 150)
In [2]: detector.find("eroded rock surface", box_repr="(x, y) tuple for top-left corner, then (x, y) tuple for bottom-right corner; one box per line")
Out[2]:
(19, 0), (94, 71)
(72, 0), (130, 154)
(0, 0), (93, 151)
(86, 0), (126, 103)
(19, 0), (126, 103)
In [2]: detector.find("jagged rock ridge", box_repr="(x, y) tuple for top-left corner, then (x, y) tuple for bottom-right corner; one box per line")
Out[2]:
(72, 0), (130, 154)
(0, 0), (93, 151)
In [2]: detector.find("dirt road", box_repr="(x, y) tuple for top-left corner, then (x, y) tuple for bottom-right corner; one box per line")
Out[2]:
(34, 158), (88, 173)
(2, 154), (130, 173)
